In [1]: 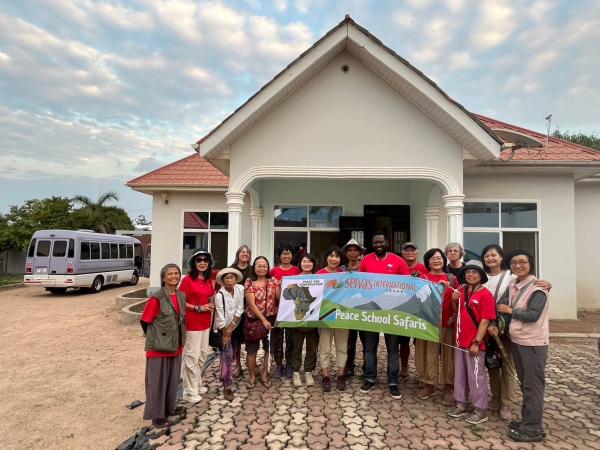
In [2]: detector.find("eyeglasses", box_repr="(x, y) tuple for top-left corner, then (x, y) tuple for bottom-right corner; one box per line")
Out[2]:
(510, 260), (530, 267)
(195, 257), (209, 263)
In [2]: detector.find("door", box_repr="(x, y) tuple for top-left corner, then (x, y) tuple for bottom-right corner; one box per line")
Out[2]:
(33, 239), (52, 278)
(49, 240), (68, 275)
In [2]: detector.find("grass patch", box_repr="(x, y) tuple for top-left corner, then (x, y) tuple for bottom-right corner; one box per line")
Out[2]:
(0, 274), (22, 287)
(129, 300), (147, 313)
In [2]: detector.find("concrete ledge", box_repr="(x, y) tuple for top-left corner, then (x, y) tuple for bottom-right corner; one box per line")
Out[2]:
(0, 282), (25, 291)
(120, 299), (145, 325)
(115, 288), (148, 310)
(550, 333), (600, 339)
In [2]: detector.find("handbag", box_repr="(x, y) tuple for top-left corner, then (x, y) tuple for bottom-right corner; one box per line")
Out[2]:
(243, 281), (270, 343)
(485, 337), (503, 369)
(493, 271), (511, 337)
(209, 292), (225, 349)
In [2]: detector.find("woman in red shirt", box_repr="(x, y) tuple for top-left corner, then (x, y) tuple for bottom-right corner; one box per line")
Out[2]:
(416, 248), (459, 405)
(179, 249), (215, 404)
(140, 264), (186, 428)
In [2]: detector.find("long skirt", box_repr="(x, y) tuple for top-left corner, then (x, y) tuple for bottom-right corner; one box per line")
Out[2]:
(144, 355), (182, 420)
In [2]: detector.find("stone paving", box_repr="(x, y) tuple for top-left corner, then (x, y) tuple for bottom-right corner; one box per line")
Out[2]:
(145, 339), (600, 450)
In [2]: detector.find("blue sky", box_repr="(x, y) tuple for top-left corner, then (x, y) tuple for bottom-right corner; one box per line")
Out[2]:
(1, 0), (599, 220)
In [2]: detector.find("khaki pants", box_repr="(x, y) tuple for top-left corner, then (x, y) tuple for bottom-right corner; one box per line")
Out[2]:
(440, 326), (455, 386)
(181, 329), (210, 399)
(319, 328), (349, 370)
(414, 338), (440, 385)
(488, 335), (516, 405)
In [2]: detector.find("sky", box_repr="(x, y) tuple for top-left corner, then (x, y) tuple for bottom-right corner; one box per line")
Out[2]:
(1, 0), (599, 220)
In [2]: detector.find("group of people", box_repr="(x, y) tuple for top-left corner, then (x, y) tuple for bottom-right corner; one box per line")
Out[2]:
(140, 235), (551, 443)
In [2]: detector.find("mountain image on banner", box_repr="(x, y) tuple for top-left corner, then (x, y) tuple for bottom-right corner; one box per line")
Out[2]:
(354, 300), (383, 311)
(391, 293), (441, 325)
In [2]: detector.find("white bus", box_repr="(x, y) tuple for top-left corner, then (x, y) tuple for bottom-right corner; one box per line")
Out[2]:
(24, 230), (142, 293)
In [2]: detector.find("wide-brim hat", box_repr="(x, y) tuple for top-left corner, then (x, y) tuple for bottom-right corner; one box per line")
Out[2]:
(341, 239), (365, 255)
(216, 267), (243, 285)
(188, 248), (213, 267)
(458, 259), (488, 284)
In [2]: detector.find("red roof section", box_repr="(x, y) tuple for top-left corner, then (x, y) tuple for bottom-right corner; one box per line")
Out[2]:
(127, 153), (229, 188)
(476, 115), (600, 162)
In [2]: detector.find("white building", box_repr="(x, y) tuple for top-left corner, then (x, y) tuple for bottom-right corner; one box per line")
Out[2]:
(128, 17), (600, 319)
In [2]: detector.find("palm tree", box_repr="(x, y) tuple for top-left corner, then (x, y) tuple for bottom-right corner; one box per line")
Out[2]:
(71, 191), (132, 233)
(72, 191), (119, 210)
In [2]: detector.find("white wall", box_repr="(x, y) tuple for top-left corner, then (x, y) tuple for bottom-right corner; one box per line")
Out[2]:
(149, 191), (248, 287)
(228, 51), (463, 190)
(464, 174), (577, 319)
(574, 181), (600, 310)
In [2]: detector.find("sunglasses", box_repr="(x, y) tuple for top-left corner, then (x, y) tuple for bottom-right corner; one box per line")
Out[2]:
(195, 257), (210, 263)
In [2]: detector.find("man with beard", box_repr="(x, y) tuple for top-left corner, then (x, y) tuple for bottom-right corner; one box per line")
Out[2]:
(359, 232), (410, 399)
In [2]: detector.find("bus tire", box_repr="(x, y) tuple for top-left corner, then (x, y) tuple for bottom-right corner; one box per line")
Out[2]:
(129, 271), (139, 286)
(91, 276), (104, 293)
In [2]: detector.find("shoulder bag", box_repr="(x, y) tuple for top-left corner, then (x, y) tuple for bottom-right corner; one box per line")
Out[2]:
(243, 282), (271, 343)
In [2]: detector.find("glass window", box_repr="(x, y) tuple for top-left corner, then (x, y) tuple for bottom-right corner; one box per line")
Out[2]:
(183, 212), (209, 229)
(80, 242), (91, 260)
(119, 244), (126, 259)
(37, 240), (51, 257)
(309, 206), (341, 228)
(101, 243), (110, 259)
(110, 243), (118, 259)
(464, 202), (499, 228)
(274, 231), (308, 263)
(91, 242), (100, 260)
(501, 203), (537, 228)
(274, 206), (307, 227)
(210, 212), (228, 229)
(68, 239), (75, 258)
(52, 241), (67, 257)
(210, 233), (228, 270)
(182, 232), (209, 267)
(463, 232), (500, 258)
(126, 244), (133, 259)
(28, 239), (37, 257)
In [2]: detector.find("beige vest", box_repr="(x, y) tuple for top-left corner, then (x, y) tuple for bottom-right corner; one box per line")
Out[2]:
(508, 275), (549, 346)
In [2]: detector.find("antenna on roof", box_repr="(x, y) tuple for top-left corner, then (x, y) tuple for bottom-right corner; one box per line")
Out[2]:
(545, 114), (552, 146)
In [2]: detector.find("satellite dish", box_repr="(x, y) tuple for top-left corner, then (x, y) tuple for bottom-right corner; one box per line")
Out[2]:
(492, 129), (544, 148)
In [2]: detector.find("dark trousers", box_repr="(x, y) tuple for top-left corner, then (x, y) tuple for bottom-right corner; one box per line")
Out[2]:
(346, 329), (366, 371)
(364, 332), (406, 385)
(290, 328), (319, 372)
(143, 355), (181, 420)
(512, 343), (548, 433)
(271, 327), (293, 366)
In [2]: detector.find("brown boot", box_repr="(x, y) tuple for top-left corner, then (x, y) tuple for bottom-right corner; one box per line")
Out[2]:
(223, 388), (234, 401)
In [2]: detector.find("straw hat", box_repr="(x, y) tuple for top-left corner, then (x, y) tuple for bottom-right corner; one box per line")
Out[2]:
(216, 267), (243, 284)
(341, 238), (365, 255)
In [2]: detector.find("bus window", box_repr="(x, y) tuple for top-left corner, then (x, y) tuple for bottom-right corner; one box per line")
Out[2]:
(126, 244), (133, 259)
(68, 239), (75, 258)
(119, 244), (126, 259)
(53, 241), (67, 257)
(81, 242), (91, 259)
(110, 243), (118, 259)
(91, 242), (100, 260)
(28, 239), (37, 257)
(101, 243), (110, 259)
(37, 240), (51, 257)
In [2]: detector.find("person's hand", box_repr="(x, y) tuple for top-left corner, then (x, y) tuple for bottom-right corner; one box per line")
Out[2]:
(262, 319), (272, 330)
(487, 325), (498, 337)
(447, 315), (456, 326)
(469, 343), (480, 357)
(204, 303), (214, 312)
(497, 304), (512, 315)
(222, 333), (231, 346)
(535, 279), (552, 291)
(451, 289), (460, 301)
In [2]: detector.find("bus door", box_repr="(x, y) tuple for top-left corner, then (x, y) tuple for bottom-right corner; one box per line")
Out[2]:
(33, 239), (52, 279)
(49, 240), (69, 275)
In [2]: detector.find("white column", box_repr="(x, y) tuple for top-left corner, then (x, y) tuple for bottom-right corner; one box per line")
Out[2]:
(443, 194), (465, 245)
(226, 191), (245, 264)
(250, 207), (263, 257)
(425, 206), (439, 249)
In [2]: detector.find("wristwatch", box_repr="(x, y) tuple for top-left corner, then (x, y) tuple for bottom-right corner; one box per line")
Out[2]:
(472, 338), (481, 346)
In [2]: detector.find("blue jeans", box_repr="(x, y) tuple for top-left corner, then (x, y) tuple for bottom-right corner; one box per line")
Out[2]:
(364, 332), (403, 386)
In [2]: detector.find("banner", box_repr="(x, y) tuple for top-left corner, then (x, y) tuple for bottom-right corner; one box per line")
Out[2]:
(276, 272), (444, 342)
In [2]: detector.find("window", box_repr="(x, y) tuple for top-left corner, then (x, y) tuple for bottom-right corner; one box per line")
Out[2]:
(68, 239), (75, 258)
(110, 243), (118, 259)
(80, 242), (91, 260)
(182, 211), (228, 270)
(463, 201), (539, 273)
(37, 240), (51, 257)
(119, 244), (126, 259)
(101, 243), (110, 259)
(91, 242), (100, 260)
(52, 241), (67, 257)
(273, 205), (342, 262)
(28, 239), (37, 257)
(126, 244), (133, 259)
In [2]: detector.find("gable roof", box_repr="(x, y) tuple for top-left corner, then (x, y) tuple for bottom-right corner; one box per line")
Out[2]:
(476, 115), (600, 162)
(194, 16), (502, 162)
(126, 153), (229, 192)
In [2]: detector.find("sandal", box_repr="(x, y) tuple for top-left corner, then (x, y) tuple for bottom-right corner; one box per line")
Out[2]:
(247, 378), (256, 389)
(260, 373), (271, 387)
(232, 366), (242, 378)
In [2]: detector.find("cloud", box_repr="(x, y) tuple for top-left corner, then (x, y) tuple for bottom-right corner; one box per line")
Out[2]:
(274, 0), (287, 12)
(411, 18), (455, 64)
(470, 1), (515, 50)
(392, 11), (416, 29)
(447, 51), (474, 70)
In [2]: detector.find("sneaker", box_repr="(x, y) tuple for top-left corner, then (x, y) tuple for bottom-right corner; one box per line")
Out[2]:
(198, 386), (208, 394)
(448, 406), (469, 418)
(285, 365), (294, 379)
(322, 376), (331, 392)
(182, 395), (202, 404)
(305, 372), (315, 386)
(499, 405), (512, 421)
(417, 384), (434, 400)
(292, 372), (302, 387)
(223, 388), (234, 401)
(274, 364), (284, 379)
(389, 385), (403, 399)
(508, 428), (544, 442)
(509, 422), (546, 438)
(360, 380), (376, 393)
(465, 411), (488, 425)
(337, 375), (346, 391)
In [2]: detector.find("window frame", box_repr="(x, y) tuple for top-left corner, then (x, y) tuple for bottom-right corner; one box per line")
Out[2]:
(180, 210), (229, 270)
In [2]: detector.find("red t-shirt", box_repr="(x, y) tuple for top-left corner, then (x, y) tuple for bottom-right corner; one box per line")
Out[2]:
(179, 275), (214, 331)
(422, 272), (459, 328)
(316, 267), (344, 274)
(359, 252), (410, 275)
(141, 294), (183, 358)
(270, 265), (301, 280)
(407, 262), (428, 276)
(456, 286), (496, 350)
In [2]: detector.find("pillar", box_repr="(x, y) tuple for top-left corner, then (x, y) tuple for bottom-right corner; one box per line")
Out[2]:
(425, 206), (439, 249)
(250, 207), (263, 257)
(443, 194), (465, 245)
(226, 191), (245, 263)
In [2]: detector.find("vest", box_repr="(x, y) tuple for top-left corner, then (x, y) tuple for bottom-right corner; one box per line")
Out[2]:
(508, 275), (549, 346)
(145, 287), (187, 353)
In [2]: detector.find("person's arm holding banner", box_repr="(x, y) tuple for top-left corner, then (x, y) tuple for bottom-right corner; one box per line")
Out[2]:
(246, 290), (272, 331)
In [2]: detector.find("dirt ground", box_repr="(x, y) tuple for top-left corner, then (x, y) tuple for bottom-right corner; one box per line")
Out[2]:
(0, 283), (149, 450)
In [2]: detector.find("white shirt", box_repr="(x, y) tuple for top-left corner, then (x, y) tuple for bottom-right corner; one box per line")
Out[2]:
(214, 284), (245, 330)
(484, 270), (513, 303)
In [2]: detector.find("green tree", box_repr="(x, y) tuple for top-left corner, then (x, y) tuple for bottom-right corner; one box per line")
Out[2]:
(552, 129), (600, 151)
(71, 191), (133, 233)
(0, 197), (73, 251)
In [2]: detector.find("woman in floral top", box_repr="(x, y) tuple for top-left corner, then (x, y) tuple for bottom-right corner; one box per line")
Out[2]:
(244, 256), (281, 388)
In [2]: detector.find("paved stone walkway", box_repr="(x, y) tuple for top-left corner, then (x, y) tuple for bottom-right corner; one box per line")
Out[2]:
(147, 339), (600, 449)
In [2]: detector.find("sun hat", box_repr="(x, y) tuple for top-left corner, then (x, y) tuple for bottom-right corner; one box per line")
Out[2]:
(341, 238), (365, 255)
(458, 259), (488, 284)
(216, 267), (243, 285)
(188, 248), (212, 268)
